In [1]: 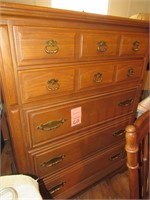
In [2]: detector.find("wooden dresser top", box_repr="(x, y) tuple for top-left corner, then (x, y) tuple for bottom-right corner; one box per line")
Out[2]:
(0, 2), (149, 29)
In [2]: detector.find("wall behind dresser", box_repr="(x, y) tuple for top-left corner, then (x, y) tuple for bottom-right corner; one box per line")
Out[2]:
(108, 0), (149, 17)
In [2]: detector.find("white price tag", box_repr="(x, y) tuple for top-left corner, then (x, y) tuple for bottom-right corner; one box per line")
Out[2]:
(71, 107), (82, 127)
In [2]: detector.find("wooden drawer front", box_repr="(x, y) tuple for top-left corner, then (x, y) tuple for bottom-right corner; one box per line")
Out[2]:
(18, 68), (75, 103)
(119, 33), (148, 56)
(79, 63), (115, 90)
(80, 31), (119, 59)
(43, 143), (125, 198)
(26, 89), (136, 147)
(32, 119), (129, 177)
(116, 60), (143, 82)
(13, 26), (76, 66)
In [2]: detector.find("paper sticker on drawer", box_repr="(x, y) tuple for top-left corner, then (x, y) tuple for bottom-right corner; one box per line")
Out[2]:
(71, 107), (82, 127)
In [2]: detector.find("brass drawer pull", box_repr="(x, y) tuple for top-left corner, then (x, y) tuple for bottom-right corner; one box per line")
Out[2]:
(45, 40), (59, 54)
(132, 41), (140, 52)
(109, 151), (126, 161)
(118, 98), (133, 107)
(37, 118), (66, 131)
(97, 41), (107, 52)
(93, 72), (103, 83)
(47, 79), (60, 91)
(109, 152), (122, 161)
(49, 182), (66, 194)
(113, 129), (125, 137)
(41, 154), (65, 167)
(127, 68), (135, 77)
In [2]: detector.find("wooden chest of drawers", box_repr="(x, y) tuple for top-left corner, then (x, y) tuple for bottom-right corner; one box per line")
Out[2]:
(0, 3), (149, 199)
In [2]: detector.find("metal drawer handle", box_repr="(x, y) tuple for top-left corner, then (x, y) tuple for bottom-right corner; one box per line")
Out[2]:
(109, 152), (122, 161)
(41, 154), (65, 167)
(127, 68), (135, 77)
(49, 182), (66, 194)
(113, 129), (125, 137)
(132, 41), (140, 52)
(47, 79), (60, 91)
(97, 41), (107, 52)
(109, 151), (126, 161)
(118, 98), (133, 107)
(45, 40), (59, 54)
(37, 118), (66, 131)
(93, 72), (103, 83)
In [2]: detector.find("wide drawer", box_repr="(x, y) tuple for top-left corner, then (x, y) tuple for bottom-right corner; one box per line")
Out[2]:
(25, 89), (137, 147)
(43, 142), (126, 198)
(18, 68), (75, 103)
(119, 33), (148, 56)
(80, 30), (119, 59)
(115, 60), (143, 82)
(78, 63), (115, 90)
(13, 26), (77, 66)
(31, 117), (130, 177)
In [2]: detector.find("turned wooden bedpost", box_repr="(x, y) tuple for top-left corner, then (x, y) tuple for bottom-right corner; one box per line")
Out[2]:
(125, 125), (139, 199)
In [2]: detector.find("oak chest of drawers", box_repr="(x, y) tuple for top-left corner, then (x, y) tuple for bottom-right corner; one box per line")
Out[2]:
(0, 3), (149, 199)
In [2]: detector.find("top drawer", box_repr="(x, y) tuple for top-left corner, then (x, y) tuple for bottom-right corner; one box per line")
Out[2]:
(13, 26), (77, 66)
(119, 33), (148, 56)
(80, 30), (119, 60)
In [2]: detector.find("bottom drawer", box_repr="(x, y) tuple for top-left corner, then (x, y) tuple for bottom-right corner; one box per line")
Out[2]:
(43, 142), (126, 199)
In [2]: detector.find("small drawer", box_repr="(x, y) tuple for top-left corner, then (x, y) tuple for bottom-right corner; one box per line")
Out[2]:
(80, 30), (120, 59)
(115, 60), (143, 82)
(31, 118), (130, 177)
(43, 143), (126, 198)
(25, 89), (136, 147)
(119, 33), (148, 56)
(13, 26), (77, 66)
(78, 63), (115, 90)
(18, 68), (75, 103)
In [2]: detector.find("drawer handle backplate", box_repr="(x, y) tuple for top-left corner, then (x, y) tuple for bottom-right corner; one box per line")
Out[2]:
(127, 68), (135, 77)
(47, 79), (60, 91)
(118, 99), (133, 107)
(93, 72), (103, 83)
(45, 40), (59, 54)
(113, 129), (125, 137)
(37, 118), (66, 131)
(49, 182), (66, 194)
(109, 152), (122, 161)
(41, 154), (65, 167)
(97, 41), (107, 52)
(109, 151), (126, 161)
(132, 41), (140, 52)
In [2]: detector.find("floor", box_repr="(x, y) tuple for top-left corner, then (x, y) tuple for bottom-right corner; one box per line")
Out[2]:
(1, 140), (14, 176)
(1, 140), (130, 199)
(74, 171), (129, 199)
